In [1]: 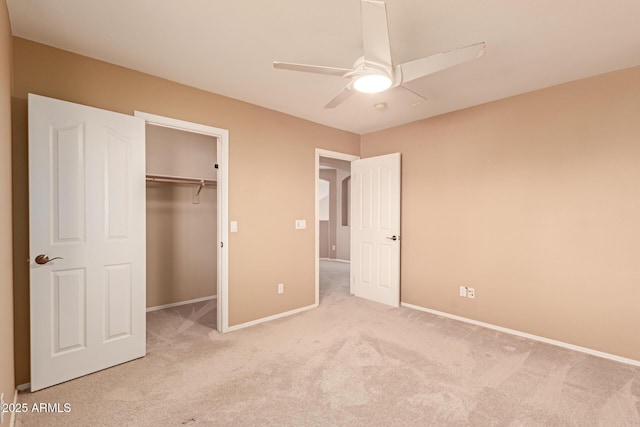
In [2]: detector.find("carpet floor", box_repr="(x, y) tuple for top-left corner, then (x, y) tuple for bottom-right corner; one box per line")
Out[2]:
(15, 260), (640, 426)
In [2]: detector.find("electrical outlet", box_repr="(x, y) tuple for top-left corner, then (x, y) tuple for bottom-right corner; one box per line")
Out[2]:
(467, 287), (475, 299)
(459, 286), (467, 297)
(277, 283), (284, 294)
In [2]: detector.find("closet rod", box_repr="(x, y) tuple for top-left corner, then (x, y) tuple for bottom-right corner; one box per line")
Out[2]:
(146, 174), (216, 204)
(145, 174), (216, 186)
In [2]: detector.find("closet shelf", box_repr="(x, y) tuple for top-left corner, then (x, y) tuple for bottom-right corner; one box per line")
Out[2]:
(146, 174), (216, 204)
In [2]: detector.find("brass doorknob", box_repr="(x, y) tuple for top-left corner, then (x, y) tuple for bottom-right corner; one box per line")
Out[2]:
(35, 254), (63, 265)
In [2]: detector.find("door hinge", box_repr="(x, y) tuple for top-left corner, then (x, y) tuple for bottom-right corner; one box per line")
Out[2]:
(220, 242), (223, 248)
(214, 163), (219, 169)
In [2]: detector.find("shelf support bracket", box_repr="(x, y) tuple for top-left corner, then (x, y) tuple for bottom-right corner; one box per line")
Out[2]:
(192, 180), (205, 204)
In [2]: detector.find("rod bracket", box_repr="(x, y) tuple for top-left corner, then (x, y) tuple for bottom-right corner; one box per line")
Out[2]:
(192, 180), (205, 204)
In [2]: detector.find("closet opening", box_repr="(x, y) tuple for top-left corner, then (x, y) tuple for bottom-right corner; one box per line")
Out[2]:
(135, 111), (230, 334)
(145, 124), (217, 331)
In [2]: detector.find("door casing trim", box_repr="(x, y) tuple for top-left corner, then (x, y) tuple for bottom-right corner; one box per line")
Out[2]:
(135, 111), (230, 333)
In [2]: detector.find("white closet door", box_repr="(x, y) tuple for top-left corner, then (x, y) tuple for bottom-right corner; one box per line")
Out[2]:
(29, 94), (146, 391)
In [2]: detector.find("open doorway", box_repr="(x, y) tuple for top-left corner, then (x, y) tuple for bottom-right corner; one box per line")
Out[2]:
(315, 149), (359, 305)
(135, 112), (229, 332)
(144, 124), (218, 337)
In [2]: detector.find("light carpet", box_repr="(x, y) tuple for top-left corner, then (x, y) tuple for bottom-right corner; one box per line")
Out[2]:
(16, 260), (640, 426)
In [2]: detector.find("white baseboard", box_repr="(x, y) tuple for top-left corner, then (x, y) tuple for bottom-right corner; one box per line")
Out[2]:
(319, 258), (351, 264)
(146, 295), (216, 312)
(227, 304), (317, 332)
(15, 384), (29, 392)
(401, 302), (640, 367)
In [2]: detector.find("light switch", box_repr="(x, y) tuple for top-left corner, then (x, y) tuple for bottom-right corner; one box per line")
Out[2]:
(231, 221), (238, 233)
(295, 219), (306, 230)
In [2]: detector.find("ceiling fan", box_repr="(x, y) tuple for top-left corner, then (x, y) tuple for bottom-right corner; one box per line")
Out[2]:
(273, 0), (485, 109)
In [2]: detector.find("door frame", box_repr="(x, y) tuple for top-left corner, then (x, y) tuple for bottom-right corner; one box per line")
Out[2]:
(135, 111), (230, 333)
(315, 149), (359, 305)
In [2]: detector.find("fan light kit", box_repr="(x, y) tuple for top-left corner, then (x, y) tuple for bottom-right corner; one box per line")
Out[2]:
(274, 0), (485, 109)
(353, 74), (392, 93)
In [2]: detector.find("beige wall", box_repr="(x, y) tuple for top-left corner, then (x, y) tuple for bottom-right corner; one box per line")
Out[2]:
(0, 1), (14, 417)
(361, 66), (640, 361)
(146, 184), (217, 307)
(146, 124), (218, 180)
(146, 125), (217, 308)
(11, 37), (360, 384)
(319, 221), (329, 258)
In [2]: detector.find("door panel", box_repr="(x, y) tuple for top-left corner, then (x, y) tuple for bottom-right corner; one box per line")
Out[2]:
(52, 269), (86, 354)
(52, 123), (86, 243)
(104, 264), (133, 341)
(351, 153), (401, 307)
(29, 94), (146, 391)
(106, 131), (131, 239)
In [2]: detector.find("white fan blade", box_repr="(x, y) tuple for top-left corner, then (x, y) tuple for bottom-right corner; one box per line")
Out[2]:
(398, 42), (485, 83)
(361, 0), (392, 68)
(399, 85), (428, 107)
(273, 61), (353, 77)
(324, 84), (355, 109)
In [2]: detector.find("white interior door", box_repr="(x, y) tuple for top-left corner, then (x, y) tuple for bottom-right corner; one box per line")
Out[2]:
(351, 153), (401, 306)
(29, 94), (146, 391)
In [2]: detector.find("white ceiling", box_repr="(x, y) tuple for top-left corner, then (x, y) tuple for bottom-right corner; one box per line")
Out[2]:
(6, 0), (640, 135)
